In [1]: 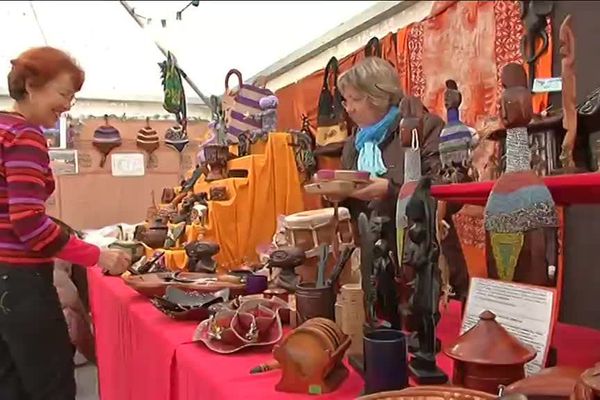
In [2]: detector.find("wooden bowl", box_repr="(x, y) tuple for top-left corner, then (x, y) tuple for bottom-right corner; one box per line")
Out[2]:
(356, 386), (497, 400)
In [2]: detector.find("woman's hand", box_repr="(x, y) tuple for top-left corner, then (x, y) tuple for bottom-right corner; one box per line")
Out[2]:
(98, 249), (132, 276)
(350, 177), (389, 201)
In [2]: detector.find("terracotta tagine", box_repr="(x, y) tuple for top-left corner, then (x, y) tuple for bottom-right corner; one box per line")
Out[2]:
(139, 217), (169, 249)
(444, 310), (536, 394)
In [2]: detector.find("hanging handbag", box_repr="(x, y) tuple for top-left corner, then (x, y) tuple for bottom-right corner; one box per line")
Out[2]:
(364, 36), (382, 58)
(315, 57), (348, 156)
(222, 69), (274, 138)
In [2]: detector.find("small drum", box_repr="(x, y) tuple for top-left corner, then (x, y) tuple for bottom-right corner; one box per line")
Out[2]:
(283, 207), (353, 258)
(283, 208), (355, 284)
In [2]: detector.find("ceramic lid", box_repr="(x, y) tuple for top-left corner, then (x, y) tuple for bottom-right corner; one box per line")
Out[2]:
(444, 310), (536, 365)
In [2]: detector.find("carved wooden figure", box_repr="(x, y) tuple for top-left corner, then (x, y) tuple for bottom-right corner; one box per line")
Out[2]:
(484, 63), (559, 287)
(559, 14), (577, 170)
(520, 1), (554, 90)
(403, 178), (447, 384)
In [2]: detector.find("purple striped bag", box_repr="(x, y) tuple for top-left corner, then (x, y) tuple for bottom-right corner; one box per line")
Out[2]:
(222, 69), (273, 137)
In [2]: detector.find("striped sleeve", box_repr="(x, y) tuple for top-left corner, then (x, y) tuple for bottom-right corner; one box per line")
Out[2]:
(4, 127), (69, 256)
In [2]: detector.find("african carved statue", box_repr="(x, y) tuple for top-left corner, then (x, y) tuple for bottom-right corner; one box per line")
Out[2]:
(439, 79), (474, 184)
(520, 1), (554, 89)
(559, 14), (577, 170)
(403, 177), (447, 384)
(484, 63), (559, 287)
(185, 241), (220, 273)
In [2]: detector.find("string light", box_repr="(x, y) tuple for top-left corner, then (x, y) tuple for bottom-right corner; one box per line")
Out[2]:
(132, 1), (199, 27)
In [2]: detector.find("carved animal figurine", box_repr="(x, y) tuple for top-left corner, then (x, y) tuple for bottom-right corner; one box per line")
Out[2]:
(185, 241), (220, 273)
(268, 246), (305, 293)
(484, 63), (559, 286)
(520, 1), (554, 89)
(559, 14), (577, 170)
(403, 177), (447, 384)
(209, 186), (228, 201)
(439, 80), (474, 184)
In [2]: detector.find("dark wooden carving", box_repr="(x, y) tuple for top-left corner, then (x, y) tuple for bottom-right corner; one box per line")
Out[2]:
(520, 1), (554, 89)
(559, 14), (578, 170)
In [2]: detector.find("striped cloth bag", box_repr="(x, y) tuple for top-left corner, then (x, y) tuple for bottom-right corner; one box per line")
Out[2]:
(222, 69), (274, 138)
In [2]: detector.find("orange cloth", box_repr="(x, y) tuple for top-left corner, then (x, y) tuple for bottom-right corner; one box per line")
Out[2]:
(184, 132), (304, 269)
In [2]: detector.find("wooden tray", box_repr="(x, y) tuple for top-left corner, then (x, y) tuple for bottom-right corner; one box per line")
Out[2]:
(122, 272), (245, 298)
(315, 169), (371, 183)
(304, 180), (358, 201)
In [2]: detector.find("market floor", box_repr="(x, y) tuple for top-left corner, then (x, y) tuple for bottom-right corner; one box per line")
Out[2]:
(75, 363), (99, 400)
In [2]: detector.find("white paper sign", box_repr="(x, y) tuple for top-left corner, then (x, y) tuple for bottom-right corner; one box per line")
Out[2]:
(461, 278), (555, 376)
(532, 77), (563, 93)
(49, 149), (78, 175)
(111, 153), (145, 177)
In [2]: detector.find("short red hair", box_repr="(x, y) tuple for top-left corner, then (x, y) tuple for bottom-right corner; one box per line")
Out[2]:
(7, 46), (85, 101)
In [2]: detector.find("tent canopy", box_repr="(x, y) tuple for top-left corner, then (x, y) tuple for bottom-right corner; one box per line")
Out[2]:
(0, 1), (376, 104)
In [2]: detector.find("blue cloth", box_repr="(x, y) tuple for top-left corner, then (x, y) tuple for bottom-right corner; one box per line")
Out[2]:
(355, 106), (399, 177)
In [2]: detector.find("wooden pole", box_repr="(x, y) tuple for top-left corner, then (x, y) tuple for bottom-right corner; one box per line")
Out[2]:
(119, 0), (213, 111)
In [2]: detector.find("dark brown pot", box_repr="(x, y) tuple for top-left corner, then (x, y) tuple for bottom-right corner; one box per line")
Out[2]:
(140, 218), (169, 249)
(295, 282), (335, 324)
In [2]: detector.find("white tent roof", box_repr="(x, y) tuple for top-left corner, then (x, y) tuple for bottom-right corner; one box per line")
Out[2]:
(0, 1), (377, 104)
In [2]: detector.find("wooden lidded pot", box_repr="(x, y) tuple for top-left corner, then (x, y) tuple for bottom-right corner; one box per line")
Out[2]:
(444, 310), (536, 394)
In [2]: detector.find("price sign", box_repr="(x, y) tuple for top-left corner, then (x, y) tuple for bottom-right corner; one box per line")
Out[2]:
(111, 153), (145, 177)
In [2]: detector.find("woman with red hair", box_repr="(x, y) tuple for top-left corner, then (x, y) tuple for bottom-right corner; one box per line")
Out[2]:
(0, 47), (130, 399)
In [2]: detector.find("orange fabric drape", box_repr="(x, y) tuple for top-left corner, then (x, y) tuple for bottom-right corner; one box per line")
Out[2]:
(276, 0), (552, 131)
(149, 133), (305, 270)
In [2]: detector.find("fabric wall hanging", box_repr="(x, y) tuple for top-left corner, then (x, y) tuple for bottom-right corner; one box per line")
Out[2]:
(137, 117), (160, 167)
(93, 115), (122, 168)
(315, 56), (347, 156)
(159, 52), (187, 130)
(222, 69), (274, 138)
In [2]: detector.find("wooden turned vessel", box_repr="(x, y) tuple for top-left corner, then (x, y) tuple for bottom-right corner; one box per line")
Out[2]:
(444, 310), (536, 394)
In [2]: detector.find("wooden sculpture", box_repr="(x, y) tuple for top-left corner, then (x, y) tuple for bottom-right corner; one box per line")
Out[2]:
(403, 177), (447, 384)
(185, 241), (220, 273)
(520, 1), (554, 90)
(288, 114), (317, 184)
(558, 14), (577, 170)
(439, 79), (475, 184)
(484, 63), (559, 287)
(273, 317), (351, 394)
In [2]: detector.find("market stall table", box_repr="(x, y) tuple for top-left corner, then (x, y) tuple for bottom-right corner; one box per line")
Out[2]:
(88, 267), (600, 400)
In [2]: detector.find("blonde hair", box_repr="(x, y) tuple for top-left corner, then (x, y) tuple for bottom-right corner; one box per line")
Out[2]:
(337, 57), (403, 111)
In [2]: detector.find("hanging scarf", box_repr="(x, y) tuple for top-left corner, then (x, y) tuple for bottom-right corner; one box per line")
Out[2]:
(159, 52), (187, 130)
(355, 106), (399, 177)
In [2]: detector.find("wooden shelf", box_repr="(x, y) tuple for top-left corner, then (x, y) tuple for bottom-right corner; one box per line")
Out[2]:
(431, 173), (600, 206)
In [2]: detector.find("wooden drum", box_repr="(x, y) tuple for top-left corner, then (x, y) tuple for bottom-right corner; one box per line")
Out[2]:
(283, 208), (354, 283)
(283, 207), (353, 258)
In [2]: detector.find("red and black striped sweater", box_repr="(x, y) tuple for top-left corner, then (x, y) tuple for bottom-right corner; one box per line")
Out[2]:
(0, 112), (99, 267)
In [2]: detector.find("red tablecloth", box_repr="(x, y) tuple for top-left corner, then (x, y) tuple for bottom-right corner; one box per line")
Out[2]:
(88, 268), (600, 400)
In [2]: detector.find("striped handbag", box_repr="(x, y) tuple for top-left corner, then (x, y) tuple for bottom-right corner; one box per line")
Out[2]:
(222, 69), (274, 138)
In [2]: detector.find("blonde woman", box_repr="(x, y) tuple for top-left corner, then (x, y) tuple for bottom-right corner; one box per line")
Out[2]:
(339, 57), (469, 300)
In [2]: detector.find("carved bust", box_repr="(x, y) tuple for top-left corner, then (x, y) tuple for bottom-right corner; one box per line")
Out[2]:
(444, 79), (462, 110)
(500, 64), (533, 129)
(399, 96), (425, 146)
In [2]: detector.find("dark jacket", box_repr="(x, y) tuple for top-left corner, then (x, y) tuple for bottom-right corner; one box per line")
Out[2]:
(340, 109), (469, 299)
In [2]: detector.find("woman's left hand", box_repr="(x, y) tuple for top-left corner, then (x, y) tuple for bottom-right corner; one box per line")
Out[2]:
(350, 177), (389, 201)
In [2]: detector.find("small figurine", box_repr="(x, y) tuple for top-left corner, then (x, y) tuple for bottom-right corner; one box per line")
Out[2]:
(439, 79), (474, 184)
(185, 241), (220, 273)
(403, 177), (447, 384)
(258, 95), (278, 134)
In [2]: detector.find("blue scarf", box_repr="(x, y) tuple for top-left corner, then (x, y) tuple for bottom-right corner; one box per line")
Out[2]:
(355, 106), (399, 177)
